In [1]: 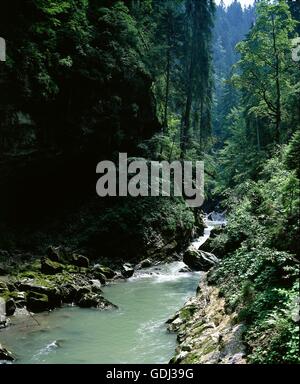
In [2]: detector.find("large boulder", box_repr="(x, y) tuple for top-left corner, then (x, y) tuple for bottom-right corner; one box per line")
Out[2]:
(17, 280), (61, 308)
(74, 286), (91, 304)
(183, 245), (219, 271)
(47, 287), (62, 308)
(90, 267), (106, 285)
(92, 265), (116, 280)
(71, 254), (89, 268)
(194, 212), (206, 237)
(46, 246), (66, 262)
(200, 237), (214, 253)
(26, 291), (49, 313)
(89, 280), (102, 293)
(77, 293), (117, 310)
(136, 259), (152, 270)
(5, 298), (16, 316)
(47, 246), (91, 268)
(41, 257), (63, 275)
(18, 281), (51, 294)
(140, 259), (152, 268)
(77, 293), (99, 308)
(121, 263), (134, 278)
(60, 283), (78, 304)
(0, 344), (14, 361)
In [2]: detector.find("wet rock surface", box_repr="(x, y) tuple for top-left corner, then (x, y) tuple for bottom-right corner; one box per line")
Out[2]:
(41, 257), (64, 275)
(121, 263), (134, 278)
(0, 344), (14, 362)
(77, 293), (117, 310)
(183, 245), (219, 271)
(0, 245), (124, 318)
(168, 275), (246, 364)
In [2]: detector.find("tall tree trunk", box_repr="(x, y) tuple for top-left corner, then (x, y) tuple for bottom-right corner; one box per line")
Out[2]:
(256, 118), (261, 150)
(180, 1), (197, 159)
(271, 15), (281, 143)
(199, 97), (204, 151)
(180, 0), (213, 158)
(180, 67), (193, 159)
(163, 37), (171, 134)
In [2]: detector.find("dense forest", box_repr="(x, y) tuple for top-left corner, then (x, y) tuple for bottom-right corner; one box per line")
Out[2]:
(0, 0), (299, 365)
(207, 0), (300, 364)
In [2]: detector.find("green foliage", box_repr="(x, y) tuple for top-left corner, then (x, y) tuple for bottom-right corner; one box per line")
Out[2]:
(233, 0), (299, 144)
(209, 243), (299, 363)
(209, 2), (300, 363)
(285, 130), (300, 178)
(214, 107), (266, 190)
(0, 0), (161, 156)
(212, 0), (300, 200)
(75, 196), (195, 261)
(212, 1), (255, 142)
(208, 149), (300, 363)
(135, 0), (215, 161)
(245, 282), (300, 364)
(0, 0), (298, 365)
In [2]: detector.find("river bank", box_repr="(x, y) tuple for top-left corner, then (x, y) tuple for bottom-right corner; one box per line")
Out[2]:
(166, 216), (246, 364)
(167, 274), (246, 364)
(0, 262), (201, 364)
(0, 214), (237, 364)
(0, 245), (160, 361)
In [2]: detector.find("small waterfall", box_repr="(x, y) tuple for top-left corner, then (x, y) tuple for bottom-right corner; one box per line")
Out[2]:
(131, 261), (195, 283)
(192, 212), (227, 250)
(207, 210), (227, 224)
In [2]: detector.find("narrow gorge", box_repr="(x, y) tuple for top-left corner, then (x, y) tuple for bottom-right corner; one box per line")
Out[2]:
(0, 0), (299, 366)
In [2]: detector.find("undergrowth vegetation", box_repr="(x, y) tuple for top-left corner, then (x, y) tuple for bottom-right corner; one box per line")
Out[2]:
(208, 138), (300, 363)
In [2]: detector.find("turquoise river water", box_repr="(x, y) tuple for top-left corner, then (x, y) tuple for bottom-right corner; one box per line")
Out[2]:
(0, 262), (202, 364)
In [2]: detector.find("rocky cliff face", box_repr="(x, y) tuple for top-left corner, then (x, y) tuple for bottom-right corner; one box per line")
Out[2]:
(0, 1), (161, 247)
(168, 275), (247, 364)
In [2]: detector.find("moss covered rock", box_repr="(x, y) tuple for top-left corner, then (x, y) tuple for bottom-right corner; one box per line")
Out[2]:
(41, 257), (64, 275)
(168, 276), (247, 364)
(26, 291), (49, 313)
(92, 265), (116, 280)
